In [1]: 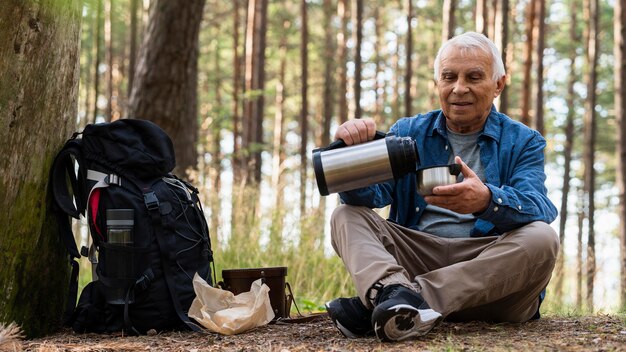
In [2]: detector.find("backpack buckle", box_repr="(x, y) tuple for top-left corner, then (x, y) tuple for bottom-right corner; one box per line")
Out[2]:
(143, 191), (160, 211)
(105, 174), (121, 186)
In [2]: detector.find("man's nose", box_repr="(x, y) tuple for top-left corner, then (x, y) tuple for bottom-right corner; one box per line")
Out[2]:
(452, 80), (469, 94)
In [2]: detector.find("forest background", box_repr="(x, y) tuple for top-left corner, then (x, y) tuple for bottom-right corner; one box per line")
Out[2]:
(1, 0), (626, 338)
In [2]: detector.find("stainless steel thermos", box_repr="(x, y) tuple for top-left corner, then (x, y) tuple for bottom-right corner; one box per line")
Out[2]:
(106, 208), (135, 304)
(312, 131), (418, 196)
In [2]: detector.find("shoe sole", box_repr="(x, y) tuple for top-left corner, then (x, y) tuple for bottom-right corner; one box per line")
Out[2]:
(373, 303), (443, 342)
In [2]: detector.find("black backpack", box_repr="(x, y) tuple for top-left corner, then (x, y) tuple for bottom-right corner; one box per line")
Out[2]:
(50, 119), (214, 334)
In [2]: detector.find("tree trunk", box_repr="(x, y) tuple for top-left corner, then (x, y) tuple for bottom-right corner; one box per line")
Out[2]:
(353, 0), (363, 119)
(300, 0), (309, 218)
(232, 0), (242, 183)
(555, 0), (578, 303)
(337, 0), (349, 125)
(128, 0), (139, 98)
(577, 189), (584, 309)
(92, 0), (103, 124)
(322, 0), (334, 147)
(614, 0), (626, 310)
(442, 0), (456, 42)
(494, 0), (509, 114)
(270, 19), (289, 248)
(242, 0), (267, 184)
(404, 0), (413, 117)
(209, 23), (223, 255)
(105, 0), (113, 121)
(0, 0), (81, 337)
(520, 0), (535, 126)
(252, 0), (267, 184)
(81, 3), (95, 128)
(583, 0), (599, 312)
(128, 0), (206, 176)
(533, 0), (546, 135)
(391, 35), (400, 120)
(374, 6), (383, 125)
(476, 0), (488, 35)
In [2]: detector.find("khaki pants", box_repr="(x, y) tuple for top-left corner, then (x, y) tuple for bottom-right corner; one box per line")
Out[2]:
(330, 205), (559, 323)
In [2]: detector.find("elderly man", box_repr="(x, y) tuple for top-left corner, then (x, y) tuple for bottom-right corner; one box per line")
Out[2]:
(325, 32), (558, 342)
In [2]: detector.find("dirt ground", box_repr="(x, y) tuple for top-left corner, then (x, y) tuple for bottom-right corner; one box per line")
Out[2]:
(12, 314), (626, 351)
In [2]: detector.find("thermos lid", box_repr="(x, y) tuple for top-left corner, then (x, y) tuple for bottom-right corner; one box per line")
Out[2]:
(106, 209), (134, 226)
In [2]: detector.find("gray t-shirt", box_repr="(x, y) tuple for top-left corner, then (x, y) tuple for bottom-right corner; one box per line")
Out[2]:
(416, 128), (485, 238)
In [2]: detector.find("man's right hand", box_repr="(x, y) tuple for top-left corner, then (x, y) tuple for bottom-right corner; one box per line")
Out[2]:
(334, 118), (377, 145)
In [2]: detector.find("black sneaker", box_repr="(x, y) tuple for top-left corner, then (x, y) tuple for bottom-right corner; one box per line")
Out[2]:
(325, 297), (374, 338)
(371, 284), (443, 342)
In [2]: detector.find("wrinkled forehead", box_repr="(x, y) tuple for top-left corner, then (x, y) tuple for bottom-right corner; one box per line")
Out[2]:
(439, 45), (494, 73)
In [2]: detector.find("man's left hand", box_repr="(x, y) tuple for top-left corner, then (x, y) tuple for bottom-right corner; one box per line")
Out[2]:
(424, 156), (491, 214)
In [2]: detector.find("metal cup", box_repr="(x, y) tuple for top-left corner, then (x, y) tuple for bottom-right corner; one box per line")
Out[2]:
(417, 164), (462, 195)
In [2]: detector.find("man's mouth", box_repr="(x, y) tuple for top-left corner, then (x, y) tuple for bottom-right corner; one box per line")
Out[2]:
(451, 102), (472, 106)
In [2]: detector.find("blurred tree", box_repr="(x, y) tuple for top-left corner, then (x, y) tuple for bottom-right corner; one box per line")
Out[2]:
(404, 0), (413, 117)
(442, 0), (456, 42)
(337, 0), (349, 124)
(583, 0), (599, 312)
(128, 0), (206, 175)
(555, 0), (579, 303)
(242, 0), (268, 184)
(614, 0), (626, 309)
(533, 0), (546, 135)
(521, 0), (536, 126)
(353, 0), (363, 119)
(300, 0), (309, 218)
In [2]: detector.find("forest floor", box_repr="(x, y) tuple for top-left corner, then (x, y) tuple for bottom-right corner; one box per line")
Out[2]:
(12, 314), (626, 351)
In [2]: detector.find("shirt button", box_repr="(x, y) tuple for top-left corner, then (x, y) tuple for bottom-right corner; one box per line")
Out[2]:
(497, 198), (503, 204)
(493, 206), (499, 212)
(415, 207), (420, 212)
(518, 205), (522, 210)
(445, 145), (449, 150)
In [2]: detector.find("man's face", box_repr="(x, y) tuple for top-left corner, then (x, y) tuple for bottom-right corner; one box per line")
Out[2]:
(436, 46), (505, 134)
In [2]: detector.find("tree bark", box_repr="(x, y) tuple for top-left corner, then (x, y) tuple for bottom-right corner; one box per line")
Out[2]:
(583, 0), (599, 312)
(128, 0), (206, 176)
(614, 0), (626, 309)
(300, 0), (309, 218)
(0, 0), (81, 337)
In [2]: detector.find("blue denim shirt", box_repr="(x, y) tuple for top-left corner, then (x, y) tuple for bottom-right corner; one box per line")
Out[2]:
(339, 107), (558, 237)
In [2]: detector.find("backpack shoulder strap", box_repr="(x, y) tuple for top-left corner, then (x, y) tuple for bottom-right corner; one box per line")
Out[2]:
(49, 137), (87, 325)
(143, 187), (204, 332)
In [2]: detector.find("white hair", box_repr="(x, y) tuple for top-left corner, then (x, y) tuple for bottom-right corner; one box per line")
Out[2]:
(433, 32), (506, 81)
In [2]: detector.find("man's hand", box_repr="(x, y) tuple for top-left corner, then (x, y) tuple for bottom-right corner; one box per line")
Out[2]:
(424, 156), (491, 214)
(334, 119), (377, 145)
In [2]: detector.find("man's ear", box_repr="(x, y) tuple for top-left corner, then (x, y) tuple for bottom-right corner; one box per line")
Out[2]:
(494, 75), (506, 97)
